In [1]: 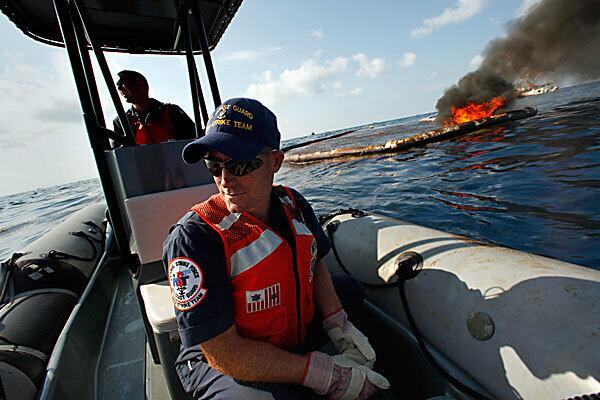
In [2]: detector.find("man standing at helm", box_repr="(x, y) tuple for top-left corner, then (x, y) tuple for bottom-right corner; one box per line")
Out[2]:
(113, 70), (196, 144)
(163, 98), (389, 399)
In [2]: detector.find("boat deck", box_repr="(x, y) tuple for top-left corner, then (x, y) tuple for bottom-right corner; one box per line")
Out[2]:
(94, 268), (402, 399)
(96, 268), (146, 398)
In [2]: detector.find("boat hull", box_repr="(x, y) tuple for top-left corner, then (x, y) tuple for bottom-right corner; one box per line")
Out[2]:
(321, 211), (600, 399)
(0, 204), (106, 400)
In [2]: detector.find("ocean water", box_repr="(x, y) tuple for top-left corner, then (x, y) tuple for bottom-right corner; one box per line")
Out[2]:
(0, 179), (105, 259)
(1, 81), (599, 268)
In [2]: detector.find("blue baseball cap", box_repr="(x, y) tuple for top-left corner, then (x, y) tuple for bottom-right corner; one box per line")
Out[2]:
(182, 98), (281, 163)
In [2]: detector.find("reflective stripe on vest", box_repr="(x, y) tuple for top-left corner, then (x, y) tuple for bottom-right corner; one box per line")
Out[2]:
(291, 219), (312, 236)
(230, 229), (282, 278)
(217, 212), (241, 231)
(279, 194), (293, 206)
(190, 186), (316, 349)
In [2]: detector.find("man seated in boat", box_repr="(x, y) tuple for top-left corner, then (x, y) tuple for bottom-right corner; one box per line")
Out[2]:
(163, 98), (389, 399)
(113, 70), (196, 145)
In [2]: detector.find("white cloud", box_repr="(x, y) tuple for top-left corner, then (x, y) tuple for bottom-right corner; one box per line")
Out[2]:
(488, 16), (500, 26)
(398, 52), (418, 68)
(0, 50), (153, 148)
(221, 50), (261, 62)
(219, 46), (283, 63)
(332, 82), (363, 98)
(352, 53), (386, 78)
(311, 28), (324, 39)
(411, 0), (487, 38)
(245, 57), (348, 105)
(470, 54), (483, 68)
(104, 52), (129, 74)
(517, 0), (542, 16)
(0, 51), (81, 146)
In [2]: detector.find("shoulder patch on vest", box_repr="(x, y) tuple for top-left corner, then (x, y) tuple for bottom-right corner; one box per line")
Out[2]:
(168, 257), (208, 311)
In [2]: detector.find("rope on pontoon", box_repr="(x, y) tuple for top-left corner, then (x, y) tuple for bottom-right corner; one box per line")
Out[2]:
(41, 221), (106, 262)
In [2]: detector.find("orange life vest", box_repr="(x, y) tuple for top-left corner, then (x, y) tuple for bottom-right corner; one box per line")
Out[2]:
(129, 105), (177, 145)
(191, 186), (317, 349)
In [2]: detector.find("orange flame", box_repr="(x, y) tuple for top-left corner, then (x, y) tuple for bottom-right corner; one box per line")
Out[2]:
(445, 96), (506, 126)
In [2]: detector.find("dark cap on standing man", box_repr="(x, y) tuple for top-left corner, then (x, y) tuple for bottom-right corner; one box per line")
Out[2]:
(182, 98), (280, 164)
(116, 70), (148, 89)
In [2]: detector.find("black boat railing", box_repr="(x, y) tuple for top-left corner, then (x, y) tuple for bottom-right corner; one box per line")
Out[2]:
(174, 0), (222, 129)
(51, 0), (224, 273)
(182, 5), (207, 136)
(70, 0), (136, 146)
(192, 1), (222, 107)
(53, 0), (137, 272)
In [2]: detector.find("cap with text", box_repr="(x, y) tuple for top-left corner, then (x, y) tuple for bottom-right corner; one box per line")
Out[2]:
(183, 98), (280, 163)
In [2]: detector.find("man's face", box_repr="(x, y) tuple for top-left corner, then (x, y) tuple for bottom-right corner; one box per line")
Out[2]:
(207, 149), (284, 217)
(117, 78), (147, 105)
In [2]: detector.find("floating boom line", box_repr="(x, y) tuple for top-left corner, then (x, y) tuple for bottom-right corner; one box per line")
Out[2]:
(282, 129), (356, 152)
(285, 107), (537, 163)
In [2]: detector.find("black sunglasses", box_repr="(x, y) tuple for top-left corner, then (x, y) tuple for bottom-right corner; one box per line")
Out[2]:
(116, 78), (140, 89)
(116, 79), (128, 88)
(204, 156), (265, 177)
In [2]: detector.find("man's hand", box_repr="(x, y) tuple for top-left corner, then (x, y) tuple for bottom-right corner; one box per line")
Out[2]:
(302, 351), (389, 400)
(323, 309), (376, 368)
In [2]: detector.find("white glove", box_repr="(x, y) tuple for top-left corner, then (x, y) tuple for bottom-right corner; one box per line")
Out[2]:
(302, 351), (390, 400)
(323, 309), (376, 368)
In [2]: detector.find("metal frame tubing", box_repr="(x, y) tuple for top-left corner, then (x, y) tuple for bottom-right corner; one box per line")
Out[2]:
(193, 61), (209, 130)
(173, 1), (210, 130)
(192, 3), (222, 107)
(183, 8), (204, 138)
(68, 2), (107, 148)
(53, 0), (135, 267)
(71, 0), (136, 146)
(68, 2), (160, 360)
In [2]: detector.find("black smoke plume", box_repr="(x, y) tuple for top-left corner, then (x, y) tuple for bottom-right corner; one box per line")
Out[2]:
(435, 0), (600, 124)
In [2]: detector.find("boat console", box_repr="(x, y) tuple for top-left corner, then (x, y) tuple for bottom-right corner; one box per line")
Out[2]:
(105, 140), (216, 267)
(106, 140), (216, 399)
(0, 1), (241, 399)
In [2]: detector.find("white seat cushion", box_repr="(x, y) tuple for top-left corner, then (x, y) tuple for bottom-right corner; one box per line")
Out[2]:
(124, 183), (217, 264)
(140, 280), (178, 334)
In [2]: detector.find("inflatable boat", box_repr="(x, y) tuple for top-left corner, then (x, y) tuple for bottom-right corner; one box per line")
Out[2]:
(0, 204), (106, 399)
(320, 210), (600, 399)
(0, 1), (598, 399)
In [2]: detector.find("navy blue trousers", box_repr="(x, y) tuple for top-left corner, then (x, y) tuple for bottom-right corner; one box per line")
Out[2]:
(176, 274), (364, 399)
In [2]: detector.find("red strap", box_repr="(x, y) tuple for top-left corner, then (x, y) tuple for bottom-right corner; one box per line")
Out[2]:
(301, 353), (312, 383)
(322, 307), (343, 320)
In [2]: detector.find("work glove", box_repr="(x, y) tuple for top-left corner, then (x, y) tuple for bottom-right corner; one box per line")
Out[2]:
(322, 309), (376, 368)
(302, 351), (390, 400)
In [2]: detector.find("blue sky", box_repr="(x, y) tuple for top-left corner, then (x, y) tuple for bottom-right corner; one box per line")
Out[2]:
(0, 0), (535, 195)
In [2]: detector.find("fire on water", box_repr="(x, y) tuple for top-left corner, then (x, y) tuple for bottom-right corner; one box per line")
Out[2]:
(445, 96), (506, 126)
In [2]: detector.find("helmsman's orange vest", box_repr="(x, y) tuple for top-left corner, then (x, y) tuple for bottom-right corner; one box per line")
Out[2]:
(130, 106), (177, 145)
(191, 186), (317, 349)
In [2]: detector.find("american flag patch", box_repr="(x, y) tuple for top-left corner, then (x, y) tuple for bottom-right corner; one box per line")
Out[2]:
(246, 283), (281, 313)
